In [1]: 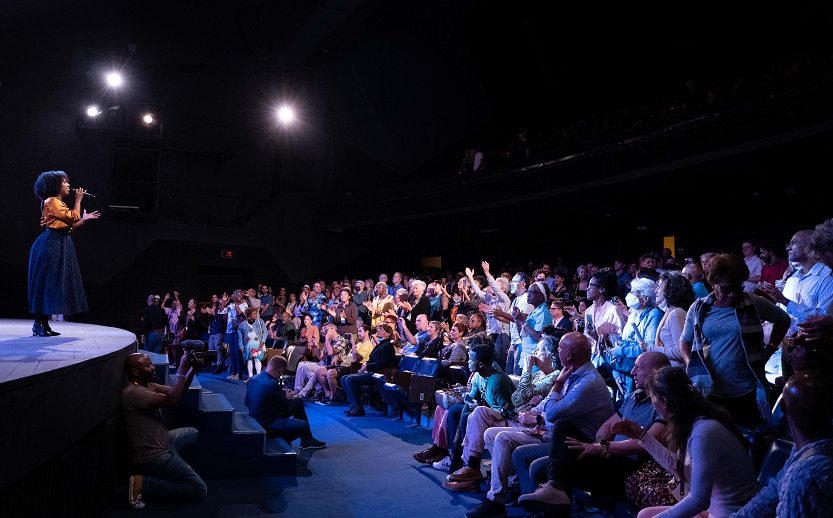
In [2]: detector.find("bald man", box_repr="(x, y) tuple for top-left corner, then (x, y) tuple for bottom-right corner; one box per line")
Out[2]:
(122, 353), (207, 509)
(682, 262), (709, 299)
(518, 350), (670, 511)
(733, 371), (833, 517)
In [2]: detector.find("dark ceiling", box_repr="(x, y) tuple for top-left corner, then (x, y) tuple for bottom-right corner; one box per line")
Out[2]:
(4, 1), (831, 185)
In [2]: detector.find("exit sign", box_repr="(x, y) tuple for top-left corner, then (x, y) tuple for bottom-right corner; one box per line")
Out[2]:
(221, 250), (236, 259)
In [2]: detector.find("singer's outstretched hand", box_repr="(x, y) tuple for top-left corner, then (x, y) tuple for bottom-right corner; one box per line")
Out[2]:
(74, 209), (100, 229)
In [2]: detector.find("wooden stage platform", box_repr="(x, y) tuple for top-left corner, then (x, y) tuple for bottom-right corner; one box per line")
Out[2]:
(0, 319), (137, 495)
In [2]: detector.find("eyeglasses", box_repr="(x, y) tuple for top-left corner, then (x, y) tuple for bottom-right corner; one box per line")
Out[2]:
(587, 283), (601, 289)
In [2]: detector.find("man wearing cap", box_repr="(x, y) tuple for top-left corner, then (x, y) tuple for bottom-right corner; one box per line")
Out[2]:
(141, 294), (168, 354)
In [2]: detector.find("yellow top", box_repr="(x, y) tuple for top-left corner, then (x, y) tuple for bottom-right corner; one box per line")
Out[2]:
(40, 197), (80, 231)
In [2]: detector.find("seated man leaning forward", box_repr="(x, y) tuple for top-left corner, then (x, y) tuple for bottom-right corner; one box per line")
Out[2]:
(517, 351), (670, 513)
(442, 343), (516, 489)
(245, 355), (327, 450)
(447, 331), (563, 509)
(122, 353), (208, 509)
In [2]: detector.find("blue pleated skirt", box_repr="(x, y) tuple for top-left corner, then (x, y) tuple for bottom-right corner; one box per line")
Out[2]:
(28, 228), (89, 315)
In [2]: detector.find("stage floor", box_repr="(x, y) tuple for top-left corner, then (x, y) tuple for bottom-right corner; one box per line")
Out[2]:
(0, 318), (137, 386)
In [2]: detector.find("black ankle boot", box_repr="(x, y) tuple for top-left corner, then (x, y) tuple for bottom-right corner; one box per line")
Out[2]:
(42, 319), (61, 336)
(33, 320), (48, 337)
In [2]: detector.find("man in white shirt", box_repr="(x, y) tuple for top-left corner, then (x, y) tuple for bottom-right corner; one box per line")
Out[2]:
(493, 272), (533, 375)
(742, 239), (765, 293)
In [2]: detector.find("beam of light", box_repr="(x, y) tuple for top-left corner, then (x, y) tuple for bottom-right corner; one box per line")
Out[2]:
(276, 106), (294, 124)
(106, 72), (123, 87)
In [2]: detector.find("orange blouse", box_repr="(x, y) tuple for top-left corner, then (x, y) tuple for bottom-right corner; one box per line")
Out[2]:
(40, 197), (80, 231)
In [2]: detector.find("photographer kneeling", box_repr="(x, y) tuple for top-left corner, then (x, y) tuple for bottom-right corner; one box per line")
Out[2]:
(122, 352), (208, 509)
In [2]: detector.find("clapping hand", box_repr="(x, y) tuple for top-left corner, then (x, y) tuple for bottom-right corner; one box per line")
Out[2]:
(481, 261), (491, 276)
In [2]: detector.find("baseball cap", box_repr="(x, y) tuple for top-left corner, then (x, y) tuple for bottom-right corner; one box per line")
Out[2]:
(355, 280), (365, 288)
(303, 284), (310, 289)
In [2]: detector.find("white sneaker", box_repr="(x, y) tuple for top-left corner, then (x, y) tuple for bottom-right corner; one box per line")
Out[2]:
(517, 482), (571, 510)
(432, 455), (452, 470)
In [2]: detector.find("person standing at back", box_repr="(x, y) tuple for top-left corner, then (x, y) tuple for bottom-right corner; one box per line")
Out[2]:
(742, 239), (765, 293)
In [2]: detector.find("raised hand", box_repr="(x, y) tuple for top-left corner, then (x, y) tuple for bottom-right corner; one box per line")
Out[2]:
(481, 261), (491, 276)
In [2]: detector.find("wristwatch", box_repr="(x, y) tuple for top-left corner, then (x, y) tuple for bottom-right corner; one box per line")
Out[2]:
(599, 439), (610, 458)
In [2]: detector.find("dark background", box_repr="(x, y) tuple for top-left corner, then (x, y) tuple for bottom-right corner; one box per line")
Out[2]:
(1, 1), (832, 333)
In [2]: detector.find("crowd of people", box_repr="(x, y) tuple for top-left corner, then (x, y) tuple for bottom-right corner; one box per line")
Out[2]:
(127, 218), (833, 516)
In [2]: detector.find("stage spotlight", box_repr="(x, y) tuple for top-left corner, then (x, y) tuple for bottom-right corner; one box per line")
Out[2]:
(143, 114), (154, 124)
(277, 106), (294, 124)
(106, 72), (123, 87)
(86, 105), (101, 117)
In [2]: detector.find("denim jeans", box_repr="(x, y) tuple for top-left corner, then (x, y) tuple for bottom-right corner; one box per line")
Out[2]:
(135, 427), (207, 501)
(146, 331), (165, 354)
(341, 373), (384, 408)
(263, 398), (313, 443)
(512, 442), (550, 495)
(225, 332), (244, 377)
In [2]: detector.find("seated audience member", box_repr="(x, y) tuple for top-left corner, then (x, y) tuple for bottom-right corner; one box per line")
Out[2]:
(442, 343), (516, 487)
(683, 261), (710, 298)
(458, 332), (564, 513)
(610, 277), (663, 398)
(434, 335), (510, 472)
(341, 323), (399, 417)
(611, 367), (759, 517)
(439, 322), (469, 366)
(293, 315), (324, 398)
(245, 356), (326, 450)
(516, 352), (670, 513)
(732, 370), (833, 517)
(398, 313), (430, 356)
(311, 323), (351, 405)
(122, 353), (208, 509)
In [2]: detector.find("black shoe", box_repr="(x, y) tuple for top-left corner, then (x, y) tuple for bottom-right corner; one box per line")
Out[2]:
(32, 321), (48, 337)
(343, 405), (357, 414)
(345, 406), (366, 417)
(466, 498), (506, 518)
(299, 438), (326, 450)
(42, 321), (61, 336)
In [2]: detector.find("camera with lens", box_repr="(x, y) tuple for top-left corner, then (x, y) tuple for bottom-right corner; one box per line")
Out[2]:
(181, 340), (207, 363)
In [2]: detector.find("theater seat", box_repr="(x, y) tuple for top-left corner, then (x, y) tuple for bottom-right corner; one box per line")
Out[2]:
(757, 436), (794, 488)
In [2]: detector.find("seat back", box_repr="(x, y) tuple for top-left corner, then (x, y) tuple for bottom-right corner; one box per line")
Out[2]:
(757, 436), (794, 487)
(399, 355), (419, 373)
(415, 357), (439, 377)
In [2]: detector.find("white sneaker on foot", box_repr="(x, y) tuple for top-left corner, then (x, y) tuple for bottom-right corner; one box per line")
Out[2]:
(432, 455), (452, 470)
(517, 482), (571, 509)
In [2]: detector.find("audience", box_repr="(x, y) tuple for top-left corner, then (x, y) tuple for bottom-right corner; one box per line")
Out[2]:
(139, 218), (833, 515)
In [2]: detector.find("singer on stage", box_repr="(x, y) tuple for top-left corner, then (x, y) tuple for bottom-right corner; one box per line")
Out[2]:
(28, 171), (100, 336)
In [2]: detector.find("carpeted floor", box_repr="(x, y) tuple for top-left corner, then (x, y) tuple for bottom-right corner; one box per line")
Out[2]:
(104, 371), (607, 518)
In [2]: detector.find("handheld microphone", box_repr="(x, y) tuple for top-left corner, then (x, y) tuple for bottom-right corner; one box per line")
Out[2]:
(71, 189), (96, 198)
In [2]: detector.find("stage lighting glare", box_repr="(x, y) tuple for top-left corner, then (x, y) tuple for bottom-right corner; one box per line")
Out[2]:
(106, 72), (123, 87)
(86, 105), (101, 117)
(277, 107), (294, 123)
(143, 114), (154, 124)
